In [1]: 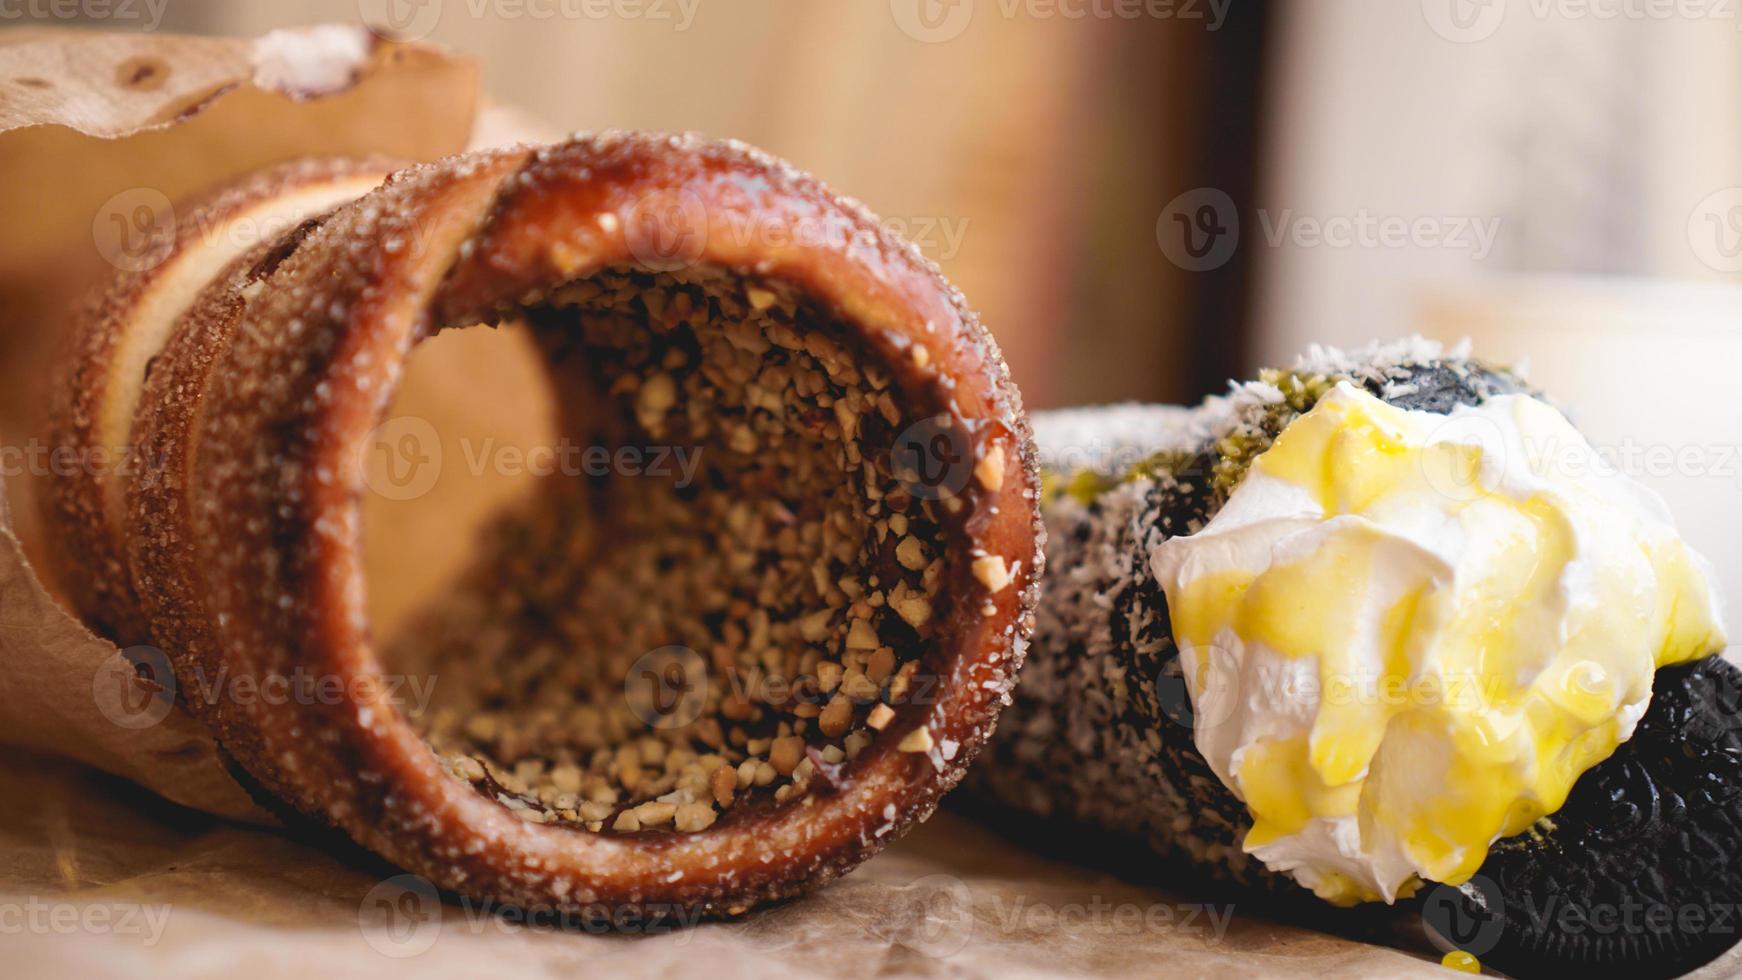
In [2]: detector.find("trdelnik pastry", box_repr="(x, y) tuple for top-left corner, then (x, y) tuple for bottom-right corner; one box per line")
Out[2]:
(44, 134), (1043, 921)
(978, 338), (1739, 978)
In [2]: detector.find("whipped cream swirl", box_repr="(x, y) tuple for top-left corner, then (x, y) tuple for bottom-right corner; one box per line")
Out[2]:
(1153, 382), (1727, 904)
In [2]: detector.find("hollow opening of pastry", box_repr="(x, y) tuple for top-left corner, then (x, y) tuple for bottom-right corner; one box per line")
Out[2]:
(382, 264), (958, 836)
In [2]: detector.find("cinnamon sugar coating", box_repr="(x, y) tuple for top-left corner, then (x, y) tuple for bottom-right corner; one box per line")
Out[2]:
(48, 156), (399, 643)
(47, 134), (1042, 919)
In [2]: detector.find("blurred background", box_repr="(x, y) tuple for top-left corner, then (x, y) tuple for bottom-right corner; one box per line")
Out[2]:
(6, 0), (1742, 609)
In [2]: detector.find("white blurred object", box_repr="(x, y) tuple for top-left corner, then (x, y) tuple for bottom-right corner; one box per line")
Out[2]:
(1257, 0), (1742, 361)
(1417, 276), (1742, 622)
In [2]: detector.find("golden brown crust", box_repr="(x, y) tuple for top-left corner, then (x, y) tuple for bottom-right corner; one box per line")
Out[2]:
(53, 134), (1043, 917)
(45, 158), (398, 644)
(126, 208), (362, 791)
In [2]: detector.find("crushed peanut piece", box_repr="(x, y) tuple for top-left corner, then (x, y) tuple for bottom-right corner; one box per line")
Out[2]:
(895, 536), (927, 571)
(769, 735), (805, 776)
(711, 766), (737, 807)
(973, 554), (1013, 592)
(675, 802), (717, 832)
(634, 801), (677, 826)
(899, 727), (935, 753)
(846, 617), (881, 650)
(818, 693), (853, 737)
(975, 443), (1006, 492)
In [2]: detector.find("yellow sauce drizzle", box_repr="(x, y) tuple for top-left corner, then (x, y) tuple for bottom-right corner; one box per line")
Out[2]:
(1165, 386), (1726, 903)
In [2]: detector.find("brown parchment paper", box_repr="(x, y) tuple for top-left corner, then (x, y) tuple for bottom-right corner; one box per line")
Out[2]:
(1, 749), (1463, 979)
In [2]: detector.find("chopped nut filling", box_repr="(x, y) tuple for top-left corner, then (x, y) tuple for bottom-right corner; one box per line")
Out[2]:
(388, 266), (969, 835)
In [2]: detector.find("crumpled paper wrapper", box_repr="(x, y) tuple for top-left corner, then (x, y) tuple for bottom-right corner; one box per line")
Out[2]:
(5, 24), (1737, 979)
(2, 749), (1456, 979)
